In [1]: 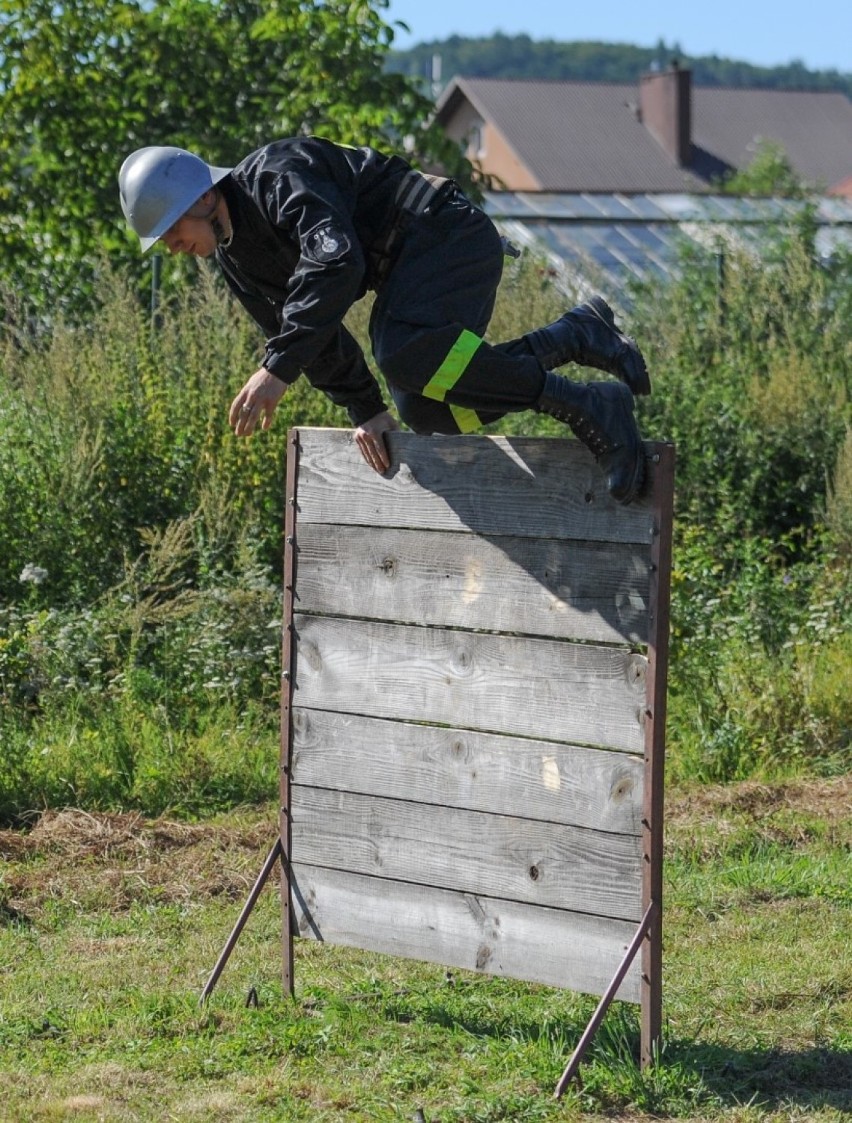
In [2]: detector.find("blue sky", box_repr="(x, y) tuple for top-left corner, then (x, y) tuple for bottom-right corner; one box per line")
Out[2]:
(384, 0), (852, 73)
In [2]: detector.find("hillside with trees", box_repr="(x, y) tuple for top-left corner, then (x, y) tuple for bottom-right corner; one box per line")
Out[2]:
(388, 33), (852, 99)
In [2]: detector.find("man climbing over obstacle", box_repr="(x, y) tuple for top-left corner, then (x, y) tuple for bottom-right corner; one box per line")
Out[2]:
(119, 138), (651, 503)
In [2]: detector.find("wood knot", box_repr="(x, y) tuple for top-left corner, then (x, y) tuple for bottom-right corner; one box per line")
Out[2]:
(627, 654), (647, 689)
(475, 944), (493, 969)
(610, 774), (634, 803)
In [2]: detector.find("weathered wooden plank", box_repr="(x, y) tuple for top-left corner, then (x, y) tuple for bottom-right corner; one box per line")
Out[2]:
(292, 428), (660, 545)
(291, 710), (643, 835)
(280, 427), (671, 1050)
(295, 524), (651, 645)
(293, 616), (647, 753)
(290, 865), (642, 1002)
(290, 788), (643, 920)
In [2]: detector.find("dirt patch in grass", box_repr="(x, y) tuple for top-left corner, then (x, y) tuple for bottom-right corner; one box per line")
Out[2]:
(666, 774), (851, 852)
(2, 778), (849, 922)
(668, 774), (851, 825)
(0, 806), (276, 920)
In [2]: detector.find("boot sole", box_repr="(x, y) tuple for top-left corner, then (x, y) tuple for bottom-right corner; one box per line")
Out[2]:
(586, 296), (652, 397)
(611, 441), (646, 505)
(607, 382), (647, 506)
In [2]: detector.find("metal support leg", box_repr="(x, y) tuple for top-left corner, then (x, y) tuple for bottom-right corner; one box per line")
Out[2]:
(554, 903), (656, 1097)
(199, 836), (284, 1005)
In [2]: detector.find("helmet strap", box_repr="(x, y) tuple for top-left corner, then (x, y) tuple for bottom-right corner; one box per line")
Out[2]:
(187, 189), (232, 248)
(211, 214), (233, 249)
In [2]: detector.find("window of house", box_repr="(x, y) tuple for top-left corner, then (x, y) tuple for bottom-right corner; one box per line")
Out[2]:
(468, 120), (486, 159)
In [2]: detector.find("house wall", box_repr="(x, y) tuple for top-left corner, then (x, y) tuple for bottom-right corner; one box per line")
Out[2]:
(442, 100), (541, 190)
(479, 122), (541, 190)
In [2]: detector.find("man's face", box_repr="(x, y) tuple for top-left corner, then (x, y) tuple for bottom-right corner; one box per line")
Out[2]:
(159, 190), (218, 257)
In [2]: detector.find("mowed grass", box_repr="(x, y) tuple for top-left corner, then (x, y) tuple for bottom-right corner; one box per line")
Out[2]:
(0, 777), (849, 1123)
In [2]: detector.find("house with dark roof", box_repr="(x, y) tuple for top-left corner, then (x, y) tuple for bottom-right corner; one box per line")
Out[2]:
(434, 67), (852, 194)
(433, 67), (852, 303)
(829, 174), (852, 199)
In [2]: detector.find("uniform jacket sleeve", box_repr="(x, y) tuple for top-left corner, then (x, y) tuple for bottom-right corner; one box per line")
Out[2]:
(223, 277), (386, 426)
(220, 142), (388, 423)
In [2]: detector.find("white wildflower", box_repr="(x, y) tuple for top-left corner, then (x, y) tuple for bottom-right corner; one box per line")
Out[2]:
(19, 563), (48, 585)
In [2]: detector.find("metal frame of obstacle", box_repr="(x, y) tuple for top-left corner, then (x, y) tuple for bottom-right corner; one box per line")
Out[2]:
(201, 428), (674, 1096)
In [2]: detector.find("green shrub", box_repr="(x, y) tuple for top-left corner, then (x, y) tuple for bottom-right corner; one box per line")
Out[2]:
(0, 515), (283, 821)
(625, 223), (851, 781)
(1, 237), (850, 817)
(0, 694), (277, 821)
(826, 424), (852, 553)
(668, 527), (851, 781)
(635, 229), (850, 544)
(0, 262), (350, 604)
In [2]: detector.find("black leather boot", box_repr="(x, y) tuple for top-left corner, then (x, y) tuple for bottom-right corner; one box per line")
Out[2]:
(535, 374), (645, 504)
(525, 295), (651, 396)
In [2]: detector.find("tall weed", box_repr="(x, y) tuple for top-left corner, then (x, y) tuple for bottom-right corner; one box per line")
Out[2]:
(1, 238), (850, 813)
(0, 262), (347, 604)
(635, 229), (850, 543)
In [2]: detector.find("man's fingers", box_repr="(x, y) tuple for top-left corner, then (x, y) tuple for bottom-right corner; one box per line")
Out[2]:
(358, 435), (389, 474)
(374, 440), (390, 470)
(231, 368), (286, 435)
(232, 397), (273, 436)
(354, 417), (395, 474)
(229, 392), (253, 428)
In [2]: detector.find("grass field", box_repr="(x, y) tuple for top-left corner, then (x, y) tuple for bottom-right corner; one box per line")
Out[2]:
(1, 776), (849, 1122)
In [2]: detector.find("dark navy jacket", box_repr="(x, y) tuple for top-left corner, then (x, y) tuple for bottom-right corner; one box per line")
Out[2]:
(216, 137), (417, 425)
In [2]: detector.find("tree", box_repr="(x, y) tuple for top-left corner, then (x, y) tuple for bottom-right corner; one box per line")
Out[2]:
(0, 0), (474, 316)
(719, 139), (813, 198)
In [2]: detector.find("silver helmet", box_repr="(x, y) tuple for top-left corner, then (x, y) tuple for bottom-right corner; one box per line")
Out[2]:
(119, 146), (232, 252)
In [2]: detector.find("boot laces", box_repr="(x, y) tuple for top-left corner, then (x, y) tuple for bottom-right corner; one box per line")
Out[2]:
(540, 399), (617, 457)
(567, 410), (617, 457)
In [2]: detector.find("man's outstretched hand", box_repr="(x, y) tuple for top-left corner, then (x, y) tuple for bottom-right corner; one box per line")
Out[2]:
(230, 375), (398, 476)
(229, 367), (287, 436)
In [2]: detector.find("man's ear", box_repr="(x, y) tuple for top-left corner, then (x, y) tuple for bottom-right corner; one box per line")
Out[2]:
(185, 188), (219, 219)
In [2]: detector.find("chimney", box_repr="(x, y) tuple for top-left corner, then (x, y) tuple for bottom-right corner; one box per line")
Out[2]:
(639, 62), (692, 166)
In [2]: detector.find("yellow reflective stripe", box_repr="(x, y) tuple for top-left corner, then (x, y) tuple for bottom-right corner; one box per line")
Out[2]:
(450, 405), (482, 432)
(422, 330), (482, 402)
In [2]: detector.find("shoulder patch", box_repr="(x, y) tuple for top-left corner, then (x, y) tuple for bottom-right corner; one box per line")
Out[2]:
(306, 224), (351, 264)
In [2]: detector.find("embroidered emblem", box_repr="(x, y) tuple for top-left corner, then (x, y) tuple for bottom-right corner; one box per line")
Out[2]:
(306, 224), (350, 263)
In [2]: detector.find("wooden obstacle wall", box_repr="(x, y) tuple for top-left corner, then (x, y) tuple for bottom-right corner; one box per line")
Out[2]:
(280, 428), (673, 1068)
